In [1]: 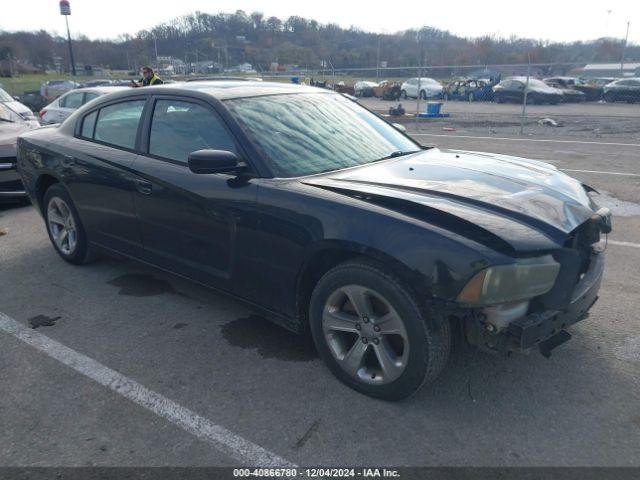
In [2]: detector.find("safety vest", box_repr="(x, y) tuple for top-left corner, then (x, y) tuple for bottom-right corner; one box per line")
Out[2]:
(142, 74), (163, 86)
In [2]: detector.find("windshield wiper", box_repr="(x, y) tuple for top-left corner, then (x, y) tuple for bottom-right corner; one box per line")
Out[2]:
(376, 150), (420, 161)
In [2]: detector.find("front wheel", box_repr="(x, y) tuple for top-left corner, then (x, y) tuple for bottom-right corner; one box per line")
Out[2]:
(43, 183), (95, 265)
(401, 90), (408, 100)
(419, 90), (427, 100)
(309, 259), (451, 400)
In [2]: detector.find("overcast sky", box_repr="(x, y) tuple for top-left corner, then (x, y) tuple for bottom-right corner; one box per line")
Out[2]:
(2, 0), (638, 44)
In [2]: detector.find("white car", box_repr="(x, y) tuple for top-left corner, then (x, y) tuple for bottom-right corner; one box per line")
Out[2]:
(0, 87), (37, 122)
(400, 77), (444, 99)
(40, 86), (127, 125)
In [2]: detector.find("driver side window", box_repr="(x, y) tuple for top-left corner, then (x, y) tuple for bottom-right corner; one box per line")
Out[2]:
(148, 99), (237, 163)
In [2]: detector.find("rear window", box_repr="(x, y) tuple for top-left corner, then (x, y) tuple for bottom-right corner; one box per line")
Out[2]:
(92, 100), (145, 150)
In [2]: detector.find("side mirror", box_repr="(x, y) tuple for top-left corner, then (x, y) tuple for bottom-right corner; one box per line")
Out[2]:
(392, 123), (406, 132)
(188, 149), (239, 174)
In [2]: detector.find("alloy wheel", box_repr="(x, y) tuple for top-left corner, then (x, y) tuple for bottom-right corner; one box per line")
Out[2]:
(322, 285), (409, 385)
(47, 196), (78, 255)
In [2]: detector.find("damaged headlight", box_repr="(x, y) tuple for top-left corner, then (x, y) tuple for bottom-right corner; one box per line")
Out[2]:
(457, 255), (560, 306)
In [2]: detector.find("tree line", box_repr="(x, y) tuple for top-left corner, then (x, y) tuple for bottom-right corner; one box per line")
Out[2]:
(1, 10), (638, 75)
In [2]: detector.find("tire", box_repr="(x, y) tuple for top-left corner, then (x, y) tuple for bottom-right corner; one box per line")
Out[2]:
(604, 92), (616, 103)
(443, 92), (450, 101)
(43, 183), (95, 265)
(419, 90), (427, 100)
(495, 94), (504, 104)
(309, 258), (450, 401)
(468, 92), (475, 102)
(401, 90), (408, 100)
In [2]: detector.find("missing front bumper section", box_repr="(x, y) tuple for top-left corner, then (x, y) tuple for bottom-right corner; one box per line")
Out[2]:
(464, 252), (604, 356)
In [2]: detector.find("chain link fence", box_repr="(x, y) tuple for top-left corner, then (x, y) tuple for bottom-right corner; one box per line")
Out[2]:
(2, 62), (639, 140)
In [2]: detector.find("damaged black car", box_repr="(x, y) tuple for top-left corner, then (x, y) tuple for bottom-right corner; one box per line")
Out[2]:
(16, 82), (611, 400)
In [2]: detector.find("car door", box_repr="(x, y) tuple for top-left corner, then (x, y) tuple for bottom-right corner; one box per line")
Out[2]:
(131, 95), (258, 289)
(57, 91), (84, 122)
(64, 97), (147, 256)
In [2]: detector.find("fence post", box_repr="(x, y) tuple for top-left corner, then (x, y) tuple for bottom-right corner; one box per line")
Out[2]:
(520, 54), (531, 136)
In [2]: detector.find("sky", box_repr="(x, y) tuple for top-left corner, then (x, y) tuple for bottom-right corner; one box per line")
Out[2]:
(2, 0), (638, 45)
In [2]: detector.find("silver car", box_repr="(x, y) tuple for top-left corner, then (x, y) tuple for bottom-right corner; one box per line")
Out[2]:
(40, 86), (127, 125)
(0, 87), (37, 122)
(40, 79), (81, 102)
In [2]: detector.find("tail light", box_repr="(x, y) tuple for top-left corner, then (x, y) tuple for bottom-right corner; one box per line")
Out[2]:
(39, 109), (47, 118)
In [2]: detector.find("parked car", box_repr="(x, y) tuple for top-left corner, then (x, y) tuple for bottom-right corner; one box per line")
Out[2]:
(81, 79), (114, 88)
(543, 79), (586, 103)
(40, 79), (80, 101)
(443, 79), (493, 102)
(493, 77), (563, 104)
(40, 86), (127, 124)
(373, 80), (402, 100)
(400, 77), (444, 99)
(544, 77), (601, 101)
(0, 103), (40, 201)
(0, 87), (38, 121)
(354, 81), (378, 98)
(602, 78), (640, 103)
(17, 82), (611, 400)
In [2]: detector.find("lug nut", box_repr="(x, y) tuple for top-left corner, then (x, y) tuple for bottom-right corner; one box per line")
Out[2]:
(363, 316), (369, 323)
(373, 338), (379, 345)
(373, 325), (380, 332)
(361, 337), (368, 344)
(355, 323), (361, 331)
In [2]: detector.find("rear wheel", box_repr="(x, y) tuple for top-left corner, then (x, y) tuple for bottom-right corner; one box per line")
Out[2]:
(309, 259), (450, 400)
(401, 90), (408, 100)
(419, 90), (427, 100)
(43, 183), (95, 265)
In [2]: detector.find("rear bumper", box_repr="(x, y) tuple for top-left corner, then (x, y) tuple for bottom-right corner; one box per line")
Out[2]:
(0, 160), (27, 198)
(507, 251), (604, 352)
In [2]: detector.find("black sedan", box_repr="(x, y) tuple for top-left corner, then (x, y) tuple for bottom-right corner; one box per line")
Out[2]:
(17, 82), (611, 400)
(603, 78), (640, 103)
(493, 77), (564, 104)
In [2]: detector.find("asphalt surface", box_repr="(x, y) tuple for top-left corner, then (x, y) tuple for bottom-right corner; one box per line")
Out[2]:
(359, 97), (640, 141)
(1, 132), (639, 467)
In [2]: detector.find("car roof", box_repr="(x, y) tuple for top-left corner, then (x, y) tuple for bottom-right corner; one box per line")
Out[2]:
(98, 81), (329, 101)
(65, 86), (129, 95)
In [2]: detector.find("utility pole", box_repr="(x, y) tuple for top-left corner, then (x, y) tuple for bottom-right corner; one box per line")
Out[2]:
(620, 21), (630, 76)
(59, 0), (76, 76)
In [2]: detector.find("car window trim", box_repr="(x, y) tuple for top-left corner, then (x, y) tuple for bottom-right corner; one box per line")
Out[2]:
(73, 95), (150, 154)
(138, 94), (253, 171)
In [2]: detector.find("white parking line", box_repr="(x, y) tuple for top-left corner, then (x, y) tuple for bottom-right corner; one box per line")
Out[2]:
(609, 240), (640, 249)
(0, 312), (296, 468)
(410, 133), (640, 148)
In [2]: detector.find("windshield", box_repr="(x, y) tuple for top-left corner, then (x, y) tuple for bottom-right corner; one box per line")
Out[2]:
(226, 93), (419, 177)
(0, 103), (22, 123)
(0, 88), (14, 102)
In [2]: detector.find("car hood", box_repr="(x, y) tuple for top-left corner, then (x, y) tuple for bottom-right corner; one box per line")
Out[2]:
(0, 121), (39, 157)
(4, 100), (34, 118)
(302, 148), (597, 253)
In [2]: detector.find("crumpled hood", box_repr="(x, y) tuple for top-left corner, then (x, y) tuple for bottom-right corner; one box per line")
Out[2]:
(302, 148), (597, 253)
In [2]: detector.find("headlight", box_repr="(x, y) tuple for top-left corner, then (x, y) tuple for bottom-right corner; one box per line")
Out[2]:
(457, 256), (560, 306)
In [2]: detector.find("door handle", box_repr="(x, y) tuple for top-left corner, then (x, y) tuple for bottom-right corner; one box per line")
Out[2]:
(135, 179), (152, 195)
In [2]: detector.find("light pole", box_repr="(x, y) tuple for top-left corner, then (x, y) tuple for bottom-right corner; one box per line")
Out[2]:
(620, 21), (630, 76)
(59, 0), (76, 76)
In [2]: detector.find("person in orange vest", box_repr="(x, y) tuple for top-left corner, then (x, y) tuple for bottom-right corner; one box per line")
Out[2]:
(132, 66), (163, 87)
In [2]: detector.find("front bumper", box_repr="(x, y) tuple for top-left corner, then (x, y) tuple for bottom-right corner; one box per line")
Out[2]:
(0, 159), (27, 199)
(507, 250), (604, 352)
(465, 250), (605, 355)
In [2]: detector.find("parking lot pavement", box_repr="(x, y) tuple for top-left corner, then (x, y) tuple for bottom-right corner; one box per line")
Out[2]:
(1, 136), (640, 467)
(359, 98), (640, 141)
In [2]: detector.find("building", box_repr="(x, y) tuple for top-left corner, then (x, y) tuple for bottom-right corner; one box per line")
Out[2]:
(581, 63), (640, 78)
